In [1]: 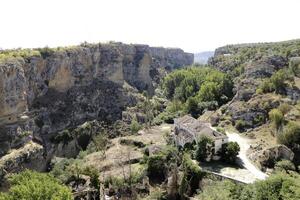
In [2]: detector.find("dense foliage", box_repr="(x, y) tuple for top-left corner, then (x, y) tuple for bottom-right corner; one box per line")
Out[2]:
(161, 67), (234, 117)
(220, 142), (240, 164)
(0, 170), (72, 200)
(195, 136), (214, 162)
(258, 69), (293, 94)
(277, 121), (300, 148)
(146, 146), (179, 181)
(179, 154), (204, 199)
(196, 172), (300, 200)
(210, 39), (300, 73)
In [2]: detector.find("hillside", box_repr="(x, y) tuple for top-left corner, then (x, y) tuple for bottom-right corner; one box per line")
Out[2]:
(1, 39), (300, 200)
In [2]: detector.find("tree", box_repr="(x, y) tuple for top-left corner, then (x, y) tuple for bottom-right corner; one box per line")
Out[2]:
(195, 136), (214, 162)
(0, 170), (72, 200)
(269, 109), (284, 134)
(92, 131), (109, 157)
(220, 142), (240, 164)
(179, 154), (203, 198)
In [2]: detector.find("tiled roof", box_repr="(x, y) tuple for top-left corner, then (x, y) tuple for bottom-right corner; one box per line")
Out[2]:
(175, 115), (227, 140)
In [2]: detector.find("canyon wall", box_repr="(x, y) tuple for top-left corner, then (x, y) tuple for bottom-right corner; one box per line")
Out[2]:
(0, 42), (193, 158)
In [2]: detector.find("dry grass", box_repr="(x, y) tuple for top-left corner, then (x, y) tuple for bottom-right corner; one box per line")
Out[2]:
(82, 124), (172, 179)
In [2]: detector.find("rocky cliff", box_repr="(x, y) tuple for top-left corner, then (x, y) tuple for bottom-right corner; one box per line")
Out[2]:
(0, 42), (193, 161)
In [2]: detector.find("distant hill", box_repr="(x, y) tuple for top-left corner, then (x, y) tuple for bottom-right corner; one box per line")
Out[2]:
(194, 51), (214, 64)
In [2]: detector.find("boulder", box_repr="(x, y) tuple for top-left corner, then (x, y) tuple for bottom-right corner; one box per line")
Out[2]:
(256, 145), (294, 169)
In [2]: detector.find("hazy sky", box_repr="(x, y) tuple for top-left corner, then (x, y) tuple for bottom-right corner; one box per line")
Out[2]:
(1, 0), (300, 52)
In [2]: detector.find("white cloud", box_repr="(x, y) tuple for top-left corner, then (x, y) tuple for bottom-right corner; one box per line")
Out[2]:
(0, 0), (300, 52)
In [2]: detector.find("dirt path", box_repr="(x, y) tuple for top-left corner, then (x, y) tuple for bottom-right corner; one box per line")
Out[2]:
(226, 131), (268, 181)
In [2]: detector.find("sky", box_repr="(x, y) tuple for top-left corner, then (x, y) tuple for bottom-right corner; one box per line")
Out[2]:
(0, 0), (300, 53)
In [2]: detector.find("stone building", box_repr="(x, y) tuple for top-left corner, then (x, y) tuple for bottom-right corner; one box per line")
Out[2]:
(174, 115), (228, 156)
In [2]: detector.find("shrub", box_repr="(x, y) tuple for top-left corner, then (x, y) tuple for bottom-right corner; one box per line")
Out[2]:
(270, 69), (289, 93)
(259, 79), (274, 93)
(275, 160), (296, 172)
(130, 119), (142, 134)
(289, 57), (300, 77)
(81, 166), (100, 189)
(180, 154), (204, 197)
(277, 121), (300, 147)
(278, 103), (292, 115)
(146, 146), (178, 181)
(195, 136), (214, 162)
(220, 142), (240, 164)
(53, 129), (73, 144)
(0, 170), (72, 200)
(50, 158), (76, 183)
(269, 109), (284, 133)
(147, 155), (167, 181)
(235, 120), (246, 132)
(216, 127), (226, 135)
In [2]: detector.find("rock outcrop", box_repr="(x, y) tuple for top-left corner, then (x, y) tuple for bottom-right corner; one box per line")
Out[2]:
(0, 42), (193, 160)
(249, 145), (294, 170)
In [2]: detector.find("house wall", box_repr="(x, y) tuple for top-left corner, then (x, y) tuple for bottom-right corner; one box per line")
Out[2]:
(174, 125), (195, 147)
(214, 137), (229, 154)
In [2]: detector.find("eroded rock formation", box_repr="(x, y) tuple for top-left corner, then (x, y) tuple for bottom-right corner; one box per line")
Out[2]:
(0, 42), (193, 166)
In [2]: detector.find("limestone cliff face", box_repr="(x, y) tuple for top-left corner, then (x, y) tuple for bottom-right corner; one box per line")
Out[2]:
(0, 42), (193, 157)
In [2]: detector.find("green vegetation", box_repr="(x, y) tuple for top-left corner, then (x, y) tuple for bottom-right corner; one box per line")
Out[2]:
(277, 121), (300, 148)
(130, 118), (143, 133)
(146, 146), (178, 181)
(91, 132), (109, 157)
(258, 69), (294, 94)
(0, 170), (72, 200)
(179, 154), (204, 199)
(269, 109), (285, 133)
(0, 49), (41, 62)
(195, 136), (214, 162)
(235, 119), (246, 132)
(195, 180), (237, 200)
(275, 160), (296, 172)
(210, 39), (300, 73)
(220, 142), (240, 164)
(161, 67), (233, 117)
(196, 172), (300, 200)
(289, 57), (300, 77)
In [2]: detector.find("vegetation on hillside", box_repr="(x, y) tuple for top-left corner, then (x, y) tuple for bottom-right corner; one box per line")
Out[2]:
(0, 170), (72, 200)
(195, 172), (300, 200)
(157, 67), (234, 119)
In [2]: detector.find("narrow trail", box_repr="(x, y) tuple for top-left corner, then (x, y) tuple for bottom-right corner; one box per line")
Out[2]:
(226, 131), (268, 181)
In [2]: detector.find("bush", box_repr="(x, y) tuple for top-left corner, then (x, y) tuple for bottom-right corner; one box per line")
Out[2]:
(275, 160), (296, 172)
(220, 142), (240, 164)
(277, 121), (300, 147)
(130, 119), (142, 134)
(235, 120), (246, 132)
(0, 170), (72, 200)
(196, 173), (300, 200)
(278, 103), (292, 115)
(180, 154), (204, 198)
(195, 136), (214, 162)
(146, 146), (178, 181)
(147, 155), (167, 181)
(269, 109), (284, 133)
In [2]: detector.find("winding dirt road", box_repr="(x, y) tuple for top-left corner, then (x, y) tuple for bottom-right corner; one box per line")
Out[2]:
(226, 131), (268, 181)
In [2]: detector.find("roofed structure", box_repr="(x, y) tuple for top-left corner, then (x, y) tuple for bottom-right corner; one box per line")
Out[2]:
(174, 115), (228, 156)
